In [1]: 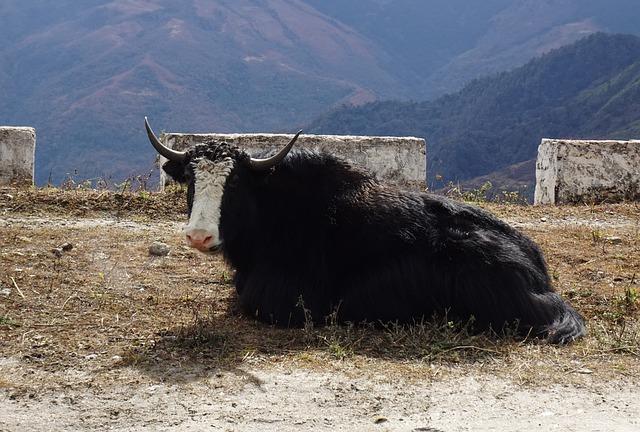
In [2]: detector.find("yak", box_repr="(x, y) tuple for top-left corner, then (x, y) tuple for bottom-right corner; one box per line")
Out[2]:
(145, 118), (585, 344)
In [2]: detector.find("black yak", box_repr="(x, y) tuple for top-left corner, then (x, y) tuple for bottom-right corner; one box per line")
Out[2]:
(145, 118), (585, 344)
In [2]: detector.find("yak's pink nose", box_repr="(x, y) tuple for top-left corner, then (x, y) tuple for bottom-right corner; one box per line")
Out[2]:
(185, 229), (215, 251)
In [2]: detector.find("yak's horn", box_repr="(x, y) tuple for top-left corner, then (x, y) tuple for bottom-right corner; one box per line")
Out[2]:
(145, 117), (186, 163)
(249, 130), (302, 171)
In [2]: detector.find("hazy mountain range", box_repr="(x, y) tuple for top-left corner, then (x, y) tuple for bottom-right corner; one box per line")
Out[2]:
(0, 0), (639, 183)
(310, 33), (640, 193)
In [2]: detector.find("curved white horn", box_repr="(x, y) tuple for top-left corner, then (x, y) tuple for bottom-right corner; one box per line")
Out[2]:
(248, 130), (302, 171)
(145, 117), (186, 163)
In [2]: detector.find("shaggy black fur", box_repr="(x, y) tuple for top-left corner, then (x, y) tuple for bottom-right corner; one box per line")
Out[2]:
(164, 143), (586, 344)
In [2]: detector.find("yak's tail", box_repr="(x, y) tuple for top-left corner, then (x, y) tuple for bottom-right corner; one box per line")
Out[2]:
(544, 302), (586, 345)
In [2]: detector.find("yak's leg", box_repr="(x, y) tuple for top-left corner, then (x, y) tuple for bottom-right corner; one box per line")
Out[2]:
(335, 254), (441, 324)
(234, 267), (333, 327)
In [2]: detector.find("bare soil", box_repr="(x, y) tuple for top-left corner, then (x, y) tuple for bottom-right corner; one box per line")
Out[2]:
(1, 188), (639, 431)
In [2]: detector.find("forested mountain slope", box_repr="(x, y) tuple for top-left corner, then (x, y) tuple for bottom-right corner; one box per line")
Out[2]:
(309, 33), (640, 188)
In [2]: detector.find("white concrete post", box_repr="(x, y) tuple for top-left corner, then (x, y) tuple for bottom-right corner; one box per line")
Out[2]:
(535, 139), (640, 205)
(0, 127), (36, 186)
(156, 132), (427, 190)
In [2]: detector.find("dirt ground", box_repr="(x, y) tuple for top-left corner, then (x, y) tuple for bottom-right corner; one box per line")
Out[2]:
(1, 188), (639, 431)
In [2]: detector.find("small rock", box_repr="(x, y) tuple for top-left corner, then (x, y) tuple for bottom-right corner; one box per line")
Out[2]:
(0, 286), (11, 297)
(51, 248), (64, 258)
(149, 241), (170, 257)
(111, 355), (122, 362)
(540, 217), (548, 222)
(61, 242), (74, 252)
(605, 236), (623, 245)
(85, 354), (98, 360)
(373, 416), (388, 424)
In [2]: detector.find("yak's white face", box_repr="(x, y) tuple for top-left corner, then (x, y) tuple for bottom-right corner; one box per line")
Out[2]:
(147, 118), (300, 254)
(183, 157), (234, 253)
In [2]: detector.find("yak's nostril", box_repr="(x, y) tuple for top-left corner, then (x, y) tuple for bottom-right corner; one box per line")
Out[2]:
(185, 230), (215, 250)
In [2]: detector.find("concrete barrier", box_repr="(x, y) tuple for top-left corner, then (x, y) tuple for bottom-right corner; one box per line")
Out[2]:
(0, 127), (36, 186)
(535, 139), (640, 205)
(158, 132), (426, 189)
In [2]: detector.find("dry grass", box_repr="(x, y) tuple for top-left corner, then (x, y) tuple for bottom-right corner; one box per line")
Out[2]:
(0, 185), (186, 219)
(1, 187), (639, 392)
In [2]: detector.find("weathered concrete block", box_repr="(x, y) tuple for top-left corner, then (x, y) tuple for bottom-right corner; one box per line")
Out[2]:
(535, 139), (640, 205)
(0, 127), (36, 186)
(158, 132), (426, 189)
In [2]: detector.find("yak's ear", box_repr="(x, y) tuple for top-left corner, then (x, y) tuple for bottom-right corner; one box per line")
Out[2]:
(162, 160), (187, 183)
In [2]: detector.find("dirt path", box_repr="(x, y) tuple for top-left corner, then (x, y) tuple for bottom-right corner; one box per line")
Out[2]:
(1, 203), (639, 431)
(2, 363), (638, 431)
